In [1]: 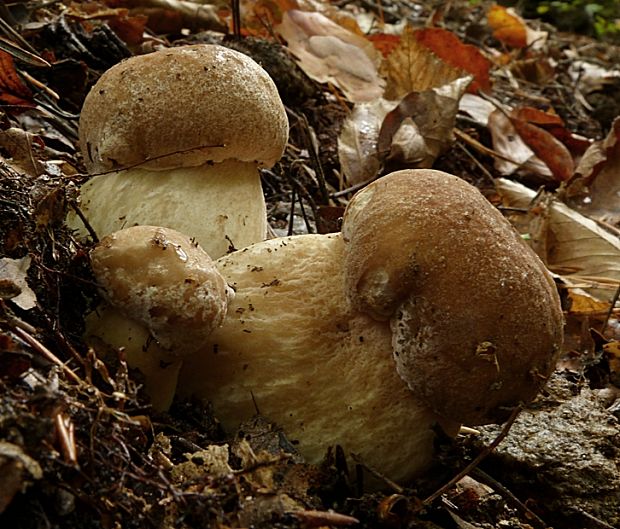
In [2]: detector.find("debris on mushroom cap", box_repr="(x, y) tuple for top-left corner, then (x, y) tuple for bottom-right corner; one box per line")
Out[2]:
(91, 225), (233, 355)
(79, 44), (288, 173)
(342, 169), (564, 426)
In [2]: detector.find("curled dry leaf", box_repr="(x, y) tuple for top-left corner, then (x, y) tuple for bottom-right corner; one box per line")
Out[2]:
(487, 4), (527, 48)
(276, 9), (384, 102)
(378, 76), (472, 165)
(509, 116), (574, 182)
(338, 98), (394, 186)
(497, 178), (620, 301)
(569, 118), (620, 225)
(488, 109), (552, 178)
(338, 76), (471, 186)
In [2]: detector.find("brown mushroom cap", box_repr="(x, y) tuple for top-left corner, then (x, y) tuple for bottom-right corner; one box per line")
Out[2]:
(79, 44), (288, 173)
(342, 169), (564, 425)
(91, 225), (232, 355)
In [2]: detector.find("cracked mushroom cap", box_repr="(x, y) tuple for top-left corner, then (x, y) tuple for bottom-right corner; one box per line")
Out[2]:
(342, 169), (564, 425)
(79, 44), (288, 172)
(91, 225), (233, 355)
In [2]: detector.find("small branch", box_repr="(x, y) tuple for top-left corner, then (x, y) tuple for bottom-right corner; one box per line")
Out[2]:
(422, 406), (522, 506)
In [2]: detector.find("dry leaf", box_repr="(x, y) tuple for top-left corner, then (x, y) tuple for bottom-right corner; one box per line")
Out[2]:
(487, 4), (547, 50)
(487, 4), (527, 48)
(338, 98), (394, 186)
(0, 256), (37, 310)
(276, 9), (384, 102)
(413, 27), (491, 93)
(569, 118), (620, 224)
(510, 115), (574, 182)
(488, 109), (552, 177)
(378, 76), (472, 165)
(0, 50), (33, 108)
(338, 77), (470, 186)
(497, 178), (620, 301)
(367, 33), (401, 58)
(381, 25), (464, 100)
(458, 93), (496, 126)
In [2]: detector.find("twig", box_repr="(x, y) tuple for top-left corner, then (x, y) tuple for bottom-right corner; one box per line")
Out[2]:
(470, 467), (548, 529)
(422, 406), (522, 506)
(350, 453), (404, 494)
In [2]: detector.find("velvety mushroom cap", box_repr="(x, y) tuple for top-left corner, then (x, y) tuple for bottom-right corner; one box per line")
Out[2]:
(91, 225), (232, 355)
(79, 44), (288, 172)
(342, 169), (564, 425)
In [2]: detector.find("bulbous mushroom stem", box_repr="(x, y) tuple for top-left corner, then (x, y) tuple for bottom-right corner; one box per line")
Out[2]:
(342, 169), (564, 426)
(178, 233), (457, 483)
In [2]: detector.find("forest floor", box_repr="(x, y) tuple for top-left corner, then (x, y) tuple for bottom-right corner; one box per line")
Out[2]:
(1, 1), (620, 528)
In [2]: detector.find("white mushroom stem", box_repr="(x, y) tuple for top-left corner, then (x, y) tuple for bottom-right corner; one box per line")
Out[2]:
(71, 160), (266, 257)
(178, 234), (457, 483)
(87, 231), (457, 483)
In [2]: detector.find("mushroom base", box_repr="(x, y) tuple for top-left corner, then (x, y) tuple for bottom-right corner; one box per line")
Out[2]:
(178, 234), (457, 484)
(67, 160), (267, 258)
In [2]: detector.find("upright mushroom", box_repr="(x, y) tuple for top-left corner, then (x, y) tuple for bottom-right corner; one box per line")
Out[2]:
(69, 44), (288, 258)
(87, 169), (563, 483)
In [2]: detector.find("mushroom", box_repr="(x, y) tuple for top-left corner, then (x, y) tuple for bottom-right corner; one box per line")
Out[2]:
(341, 169), (564, 425)
(88, 225), (232, 410)
(87, 169), (563, 483)
(69, 44), (288, 258)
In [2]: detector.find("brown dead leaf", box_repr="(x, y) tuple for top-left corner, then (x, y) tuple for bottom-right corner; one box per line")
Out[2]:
(488, 109), (552, 177)
(381, 25), (464, 100)
(0, 256), (37, 310)
(413, 27), (492, 93)
(276, 9), (384, 103)
(0, 51), (33, 108)
(239, 0), (298, 36)
(378, 76), (471, 165)
(510, 115), (574, 182)
(568, 118), (620, 224)
(338, 77), (470, 186)
(497, 178), (620, 302)
(338, 98), (394, 185)
(487, 4), (527, 48)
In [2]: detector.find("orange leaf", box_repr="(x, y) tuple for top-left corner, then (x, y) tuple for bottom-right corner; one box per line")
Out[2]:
(414, 27), (491, 93)
(487, 4), (527, 48)
(513, 106), (563, 126)
(367, 33), (401, 58)
(511, 117), (574, 181)
(0, 51), (33, 108)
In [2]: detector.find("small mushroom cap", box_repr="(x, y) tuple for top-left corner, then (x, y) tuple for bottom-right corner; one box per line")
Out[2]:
(342, 169), (564, 425)
(91, 225), (232, 355)
(79, 44), (288, 173)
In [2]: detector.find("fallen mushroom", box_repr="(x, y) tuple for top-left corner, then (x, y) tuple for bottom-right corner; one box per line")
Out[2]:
(69, 44), (288, 258)
(89, 225), (232, 410)
(87, 169), (563, 483)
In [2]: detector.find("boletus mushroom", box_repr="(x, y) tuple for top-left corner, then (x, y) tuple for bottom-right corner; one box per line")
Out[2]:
(87, 169), (563, 483)
(70, 44), (288, 258)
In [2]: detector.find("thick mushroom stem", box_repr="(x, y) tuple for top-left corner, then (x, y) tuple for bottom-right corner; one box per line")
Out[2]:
(342, 169), (564, 426)
(69, 44), (288, 258)
(178, 234), (457, 483)
(75, 161), (266, 258)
